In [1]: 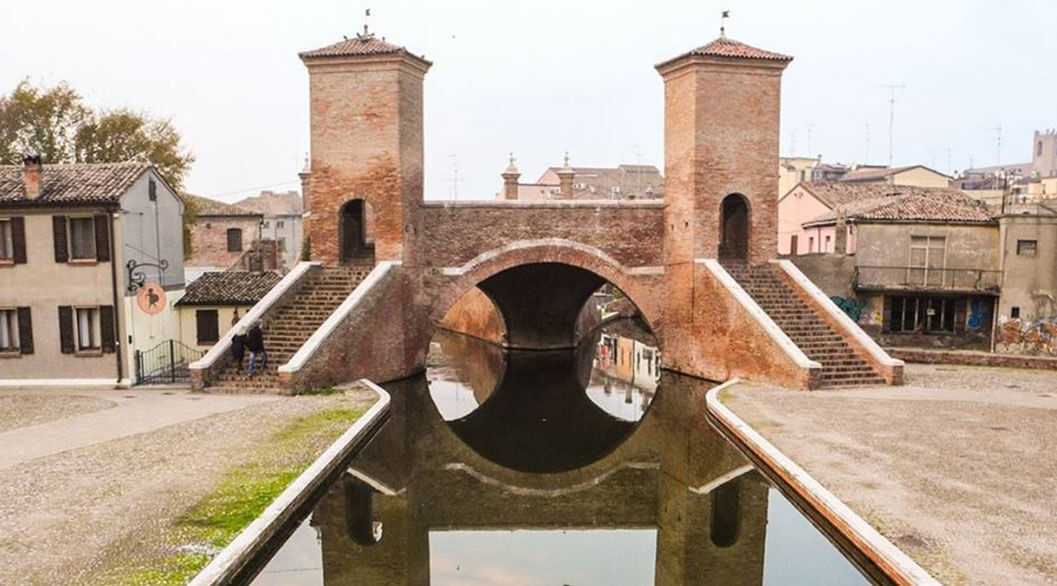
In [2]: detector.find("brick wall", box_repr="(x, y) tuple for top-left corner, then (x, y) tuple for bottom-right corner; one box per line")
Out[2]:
(187, 216), (261, 268)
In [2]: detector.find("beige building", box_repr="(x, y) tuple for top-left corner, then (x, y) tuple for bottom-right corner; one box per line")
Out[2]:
(0, 159), (185, 386)
(778, 156), (820, 197)
(175, 271), (279, 352)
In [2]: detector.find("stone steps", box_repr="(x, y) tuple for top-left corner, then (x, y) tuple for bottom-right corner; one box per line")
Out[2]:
(205, 266), (372, 394)
(722, 261), (883, 388)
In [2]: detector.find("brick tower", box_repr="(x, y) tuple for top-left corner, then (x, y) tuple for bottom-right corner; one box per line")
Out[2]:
(299, 32), (431, 265)
(656, 37), (792, 266)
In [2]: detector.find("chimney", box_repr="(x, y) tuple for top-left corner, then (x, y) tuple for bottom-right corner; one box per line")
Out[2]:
(556, 152), (575, 199)
(22, 155), (43, 200)
(501, 153), (520, 200)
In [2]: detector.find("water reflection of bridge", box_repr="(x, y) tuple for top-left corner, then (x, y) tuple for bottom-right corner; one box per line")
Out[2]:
(309, 373), (770, 585)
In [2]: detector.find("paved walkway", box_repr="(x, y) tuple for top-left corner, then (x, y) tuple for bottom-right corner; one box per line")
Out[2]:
(0, 387), (277, 470)
(723, 363), (1057, 586)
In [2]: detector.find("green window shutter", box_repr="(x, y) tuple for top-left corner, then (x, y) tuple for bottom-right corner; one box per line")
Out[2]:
(53, 216), (68, 263)
(58, 306), (74, 354)
(100, 305), (116, 353)
(94, 215), (111, 262)
(16, 307), (32, 354)
(11, 217), (26, 264)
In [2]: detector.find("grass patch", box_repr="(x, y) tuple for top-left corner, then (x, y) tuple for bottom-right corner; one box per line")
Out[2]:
(111, 405), (365, 585)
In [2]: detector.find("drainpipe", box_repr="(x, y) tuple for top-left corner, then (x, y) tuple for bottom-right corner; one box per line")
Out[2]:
(108, 206), (124, 384)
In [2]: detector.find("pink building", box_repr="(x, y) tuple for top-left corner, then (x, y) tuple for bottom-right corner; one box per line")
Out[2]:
(778, 182), (973, 255)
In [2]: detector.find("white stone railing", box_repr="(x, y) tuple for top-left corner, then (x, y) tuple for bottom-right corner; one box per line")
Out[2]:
(701, 259), (822, 373)
(773, 259), (904, 373)
(188, 380), (390, 586)
(278, 261), (400, 376)
(190, 261), (320, 373)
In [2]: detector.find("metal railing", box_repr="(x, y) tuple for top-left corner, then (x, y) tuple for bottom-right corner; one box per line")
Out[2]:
(854, 265), (1002, 293)
(135, 339), (205, 385)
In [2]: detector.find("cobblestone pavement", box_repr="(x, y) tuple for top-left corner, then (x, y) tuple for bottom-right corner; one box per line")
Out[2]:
(0, 394), (116, 433)
(0, 387), (377, 585)
(723, 363), (1057, 586)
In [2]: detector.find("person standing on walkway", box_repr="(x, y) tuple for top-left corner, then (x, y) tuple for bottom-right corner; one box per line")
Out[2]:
(247, 322), (268, 377)
(230, 326), (248, 374)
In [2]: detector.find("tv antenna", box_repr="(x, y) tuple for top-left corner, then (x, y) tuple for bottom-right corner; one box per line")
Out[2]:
(720, 10), (730, 37)
(988, 125), (1002, 165)
(879, 84), (905, 166)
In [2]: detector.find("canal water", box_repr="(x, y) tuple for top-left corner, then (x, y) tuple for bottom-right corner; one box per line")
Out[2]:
(248, 320), (872, 585)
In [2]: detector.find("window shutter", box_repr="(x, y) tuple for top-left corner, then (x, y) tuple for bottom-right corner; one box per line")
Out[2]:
(100, 305), (116, 353)
(58, 306), (74, 354)
(11, 217), (26, 264)
(196, 310), (219, 345)
(16, 307), (32, 354)
(94, 215), (111, 262)
(53, 216), (68, 263)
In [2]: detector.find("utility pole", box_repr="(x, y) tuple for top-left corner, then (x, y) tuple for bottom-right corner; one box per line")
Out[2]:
(879, 84), (905, 167)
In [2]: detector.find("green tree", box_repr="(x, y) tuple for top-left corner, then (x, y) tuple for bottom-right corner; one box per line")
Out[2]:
(0, 81), (194, 189)
(0, 81), (89, 165)
(75, 109), (195, 189)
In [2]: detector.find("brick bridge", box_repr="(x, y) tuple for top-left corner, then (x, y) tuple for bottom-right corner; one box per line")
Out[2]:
(191, 34), (904, 393)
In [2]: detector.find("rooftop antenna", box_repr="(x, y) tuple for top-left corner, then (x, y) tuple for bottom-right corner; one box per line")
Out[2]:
(359, 7), (373, 38)
(720, 10), (730, 37)
(989, 125), (1002, 165)
(806, 123), (814, 156)
(864, 123), (871, 163)
(879, 84), (905, 167)
(448, 153), (461, 201)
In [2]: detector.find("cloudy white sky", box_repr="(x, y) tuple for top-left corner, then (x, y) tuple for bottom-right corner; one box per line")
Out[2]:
(2, 0), (1054, 201)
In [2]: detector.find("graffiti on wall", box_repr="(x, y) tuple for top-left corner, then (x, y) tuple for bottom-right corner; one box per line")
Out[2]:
(831, 296), (864, 323)
(996, 316), (1057, 356)
(967, 298), (989, 331)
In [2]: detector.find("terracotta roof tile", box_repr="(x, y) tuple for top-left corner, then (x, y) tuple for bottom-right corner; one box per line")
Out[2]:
(839, 165), (949, 183)
(659, 37), (792, 68)
(0, 162), (150, 207)
(801, 184), (993, 225)
(176, 271), (281, 306)
(799, 182), (966, 208)
(299, 34), (430, 64)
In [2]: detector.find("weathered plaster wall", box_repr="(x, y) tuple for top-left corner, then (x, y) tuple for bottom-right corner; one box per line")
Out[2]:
(785, 253), (856, 298)
(186, 215), (261, 269)
(855, 222), (999, 271)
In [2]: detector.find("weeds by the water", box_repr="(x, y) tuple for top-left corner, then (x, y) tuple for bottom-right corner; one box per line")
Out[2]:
(115, 405), (365, 584)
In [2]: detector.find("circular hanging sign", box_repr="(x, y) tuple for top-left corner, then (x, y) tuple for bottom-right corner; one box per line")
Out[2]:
(136, 283), (167, 315)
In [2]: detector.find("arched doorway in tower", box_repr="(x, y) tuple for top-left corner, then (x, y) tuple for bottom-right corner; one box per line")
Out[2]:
(719, 194), (750, 261)
(340, 199), (376, 265)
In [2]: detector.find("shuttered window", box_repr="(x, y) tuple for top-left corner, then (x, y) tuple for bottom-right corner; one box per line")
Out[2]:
(58, 306), (74, 353)
(0, 220), (12, 260)
(76, 307), (100, 350)
(0, 310), (17, 351)
(69, 217), (97, 260)
(196, 310), (219, 345)
(16, 307), (32, 354)
(226, 228), (243, 252)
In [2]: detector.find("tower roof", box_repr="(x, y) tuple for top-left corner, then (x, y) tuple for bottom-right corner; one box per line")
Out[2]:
(657, 37), (792, 70)
(299, 33), (431, 65)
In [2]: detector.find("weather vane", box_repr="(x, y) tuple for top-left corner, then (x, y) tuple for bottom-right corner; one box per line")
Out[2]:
(720, 10), (730, 37)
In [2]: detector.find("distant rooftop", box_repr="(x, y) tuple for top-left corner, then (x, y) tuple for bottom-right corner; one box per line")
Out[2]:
(234, 190), (302, 216)
(182, 193), (260, 217)
(800, 183), (993, 226)
(839, 165), (950, 183)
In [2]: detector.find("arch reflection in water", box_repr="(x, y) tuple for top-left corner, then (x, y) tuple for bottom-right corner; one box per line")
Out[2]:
(426, 319), (659, 473)
(251, 370), (871, 586)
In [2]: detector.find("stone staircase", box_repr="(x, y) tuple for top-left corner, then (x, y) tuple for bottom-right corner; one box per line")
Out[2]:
(207, 266), (373, 393)
(722, 261), (885, 388)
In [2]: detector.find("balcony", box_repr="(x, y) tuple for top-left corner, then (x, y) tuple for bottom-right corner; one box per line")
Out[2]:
(854, 265), (1002, 294)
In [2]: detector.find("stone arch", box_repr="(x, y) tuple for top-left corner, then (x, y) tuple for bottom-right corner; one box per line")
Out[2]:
(338, 198), (376, 265)
(719, 193), (751, 261)
(427, 239), (663, 352)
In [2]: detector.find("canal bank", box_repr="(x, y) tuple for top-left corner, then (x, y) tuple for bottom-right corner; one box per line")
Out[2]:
(720, 363), (1057, 585)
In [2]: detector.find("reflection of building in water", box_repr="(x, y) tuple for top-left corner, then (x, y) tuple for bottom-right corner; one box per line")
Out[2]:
(595, 332), (661, 396)
(307, 373), (770, 586)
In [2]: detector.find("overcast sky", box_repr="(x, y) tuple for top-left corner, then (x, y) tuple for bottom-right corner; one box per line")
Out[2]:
(2, 0), (1054, 201)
